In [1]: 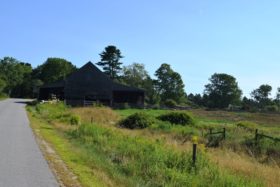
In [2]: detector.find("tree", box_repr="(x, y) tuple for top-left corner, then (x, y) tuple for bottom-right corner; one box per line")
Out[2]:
(33, 58), (76, 84)
(121, 63), (159, 105)
(155, 63), (186, 104)
(204, 73), (242, 108)
(275, 87), (280, 111)
(188, 93), (205, 107)
(250, 84), (272, 108)
(96, 45), (123, 80)
(121, 63), (149, 88)
(0, 78), (6, 93)
(0, 57), (32, 96)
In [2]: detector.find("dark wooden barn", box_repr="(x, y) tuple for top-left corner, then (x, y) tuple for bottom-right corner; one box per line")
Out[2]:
(38, 62), (144, 107)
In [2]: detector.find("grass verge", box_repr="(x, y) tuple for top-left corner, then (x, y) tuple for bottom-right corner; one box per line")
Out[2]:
(26, 103), (264, 187)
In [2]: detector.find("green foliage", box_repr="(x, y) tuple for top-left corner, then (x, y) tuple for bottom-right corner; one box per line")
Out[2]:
(120, 63), (158, 104)
(164, 99), (177, 108)
(29, 103), (265, 186)
(236, 121), (257, 131)
(264, 105), (278, 112)
(119, 112), (153, 129)
(251, 84), (273, 109)
(69, 123), (261, 187)
(0, 78), (6, 93)
(243, 138), (280, 163)
(96, 45), (123, 80)
(70, 115), (81, 125)
(33, 57), (76, 84)
(158, 112), (195, 125)
(204, 73), (242, 109)
(155, 63), (186, 104)
(0, 57), (32, 97)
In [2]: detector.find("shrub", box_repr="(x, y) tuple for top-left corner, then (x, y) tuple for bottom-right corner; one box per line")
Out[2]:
(70, 115), (81, 125)
(119, 112), (153, 129)
(236, 121), (257, 131)
(164, 99), (177, 108)
(264, 105), (278, 112)
(158, 112), (195, 125)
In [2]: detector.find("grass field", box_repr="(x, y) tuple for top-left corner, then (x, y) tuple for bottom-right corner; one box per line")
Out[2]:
(27, 102), (280, 187)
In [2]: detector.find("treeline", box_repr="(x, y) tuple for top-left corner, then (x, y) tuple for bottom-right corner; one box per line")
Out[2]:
(0, 45), (279, 112)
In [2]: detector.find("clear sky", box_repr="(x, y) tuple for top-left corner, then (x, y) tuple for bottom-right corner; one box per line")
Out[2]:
(1, 0), (279, 97)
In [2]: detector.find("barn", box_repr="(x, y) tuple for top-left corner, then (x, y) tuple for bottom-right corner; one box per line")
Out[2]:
(38, 62), (144, 107)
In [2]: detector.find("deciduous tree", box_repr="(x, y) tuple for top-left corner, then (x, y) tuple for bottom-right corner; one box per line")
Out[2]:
(155, 63), (186, 104)
(33, 58), (76, 84)
(204, 73), (242, 108)
(250, 84), (272, 108)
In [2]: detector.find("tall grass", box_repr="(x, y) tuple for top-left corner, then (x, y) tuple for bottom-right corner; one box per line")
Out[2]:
(69, 123), (261, 187)
(29, 103), (280, 186)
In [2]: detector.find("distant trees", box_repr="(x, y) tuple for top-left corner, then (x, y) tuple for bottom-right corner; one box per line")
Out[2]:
(96, 45), (123, 80)
(250, 84), (272, 109)
(204, 73), (242, 108)
(1, 45), (278, 112)
(0, 78), (6, 94)
(121, 63), (150, 88)
(0, 57), (32, 97)
(276, 88), (280, 109)
(33, 58), (77, 84)
(120, 63), (159, 104)
(155, 63), (186, 104)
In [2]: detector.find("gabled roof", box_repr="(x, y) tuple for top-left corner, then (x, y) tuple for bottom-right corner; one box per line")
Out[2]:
(40, 62), (144, 93)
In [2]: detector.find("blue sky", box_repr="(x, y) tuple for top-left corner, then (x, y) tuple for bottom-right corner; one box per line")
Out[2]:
(1, 0), (280, 97)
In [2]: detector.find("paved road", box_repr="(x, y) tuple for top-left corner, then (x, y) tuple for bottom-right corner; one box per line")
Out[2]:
(0, 99), (58, 187)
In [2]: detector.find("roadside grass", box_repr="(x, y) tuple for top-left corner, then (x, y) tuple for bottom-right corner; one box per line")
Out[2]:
(0, 93), (8, 100)
(27, 104), (119, 187)
(27, 103), (280, 186)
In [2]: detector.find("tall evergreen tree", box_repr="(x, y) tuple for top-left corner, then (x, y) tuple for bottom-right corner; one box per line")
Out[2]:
(96, 45), (123, 80)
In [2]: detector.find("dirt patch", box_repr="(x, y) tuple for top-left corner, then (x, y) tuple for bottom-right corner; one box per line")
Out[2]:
(33, 129), (82, 187)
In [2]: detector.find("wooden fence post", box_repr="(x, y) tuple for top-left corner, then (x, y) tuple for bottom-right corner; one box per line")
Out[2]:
(223, 128), (226, 140)
(255, 129), (258, 145)
(192, 143), (197, 166)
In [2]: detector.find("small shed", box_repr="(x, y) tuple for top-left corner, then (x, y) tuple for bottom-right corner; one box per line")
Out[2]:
(38, 62), (144, 107)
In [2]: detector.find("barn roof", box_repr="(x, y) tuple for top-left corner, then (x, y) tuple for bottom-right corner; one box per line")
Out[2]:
(40, 62), (144, 92)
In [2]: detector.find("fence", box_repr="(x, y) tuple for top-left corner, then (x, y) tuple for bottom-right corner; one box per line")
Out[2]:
(206, 127), (226, 140)
(255, 129), (280, 144)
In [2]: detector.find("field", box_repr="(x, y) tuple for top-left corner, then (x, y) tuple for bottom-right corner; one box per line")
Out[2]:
(27, 102), (280, 187)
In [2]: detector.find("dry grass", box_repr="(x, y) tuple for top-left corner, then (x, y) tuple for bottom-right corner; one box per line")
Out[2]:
(209, 148), (280, 187)
(70, 107), (279, 186)
(70, 107), (119, 125)
(192, 109), (280, 127)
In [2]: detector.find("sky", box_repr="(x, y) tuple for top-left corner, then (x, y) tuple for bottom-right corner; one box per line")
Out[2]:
(0, 0), (280, 97)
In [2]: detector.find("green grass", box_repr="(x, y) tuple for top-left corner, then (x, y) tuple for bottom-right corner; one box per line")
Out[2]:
(0, 93), (8, 100)
(117, 108), (280, 165)
(26, 103), (267, 187)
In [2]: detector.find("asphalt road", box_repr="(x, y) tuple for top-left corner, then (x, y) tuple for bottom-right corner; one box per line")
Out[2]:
(0, 99), (58, 187)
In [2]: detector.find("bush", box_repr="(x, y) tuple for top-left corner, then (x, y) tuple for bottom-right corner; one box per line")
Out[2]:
(264, 105), (278, 112)
(70, 115), (81, 125)
(164, 99), (177, 108)
(236, 121), (257, 131)
(119, 112), (153, 129)
(158, 112), (195, 125)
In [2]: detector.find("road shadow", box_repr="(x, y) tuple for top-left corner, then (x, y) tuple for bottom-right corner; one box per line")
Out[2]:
(14, 100), (36, 106)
